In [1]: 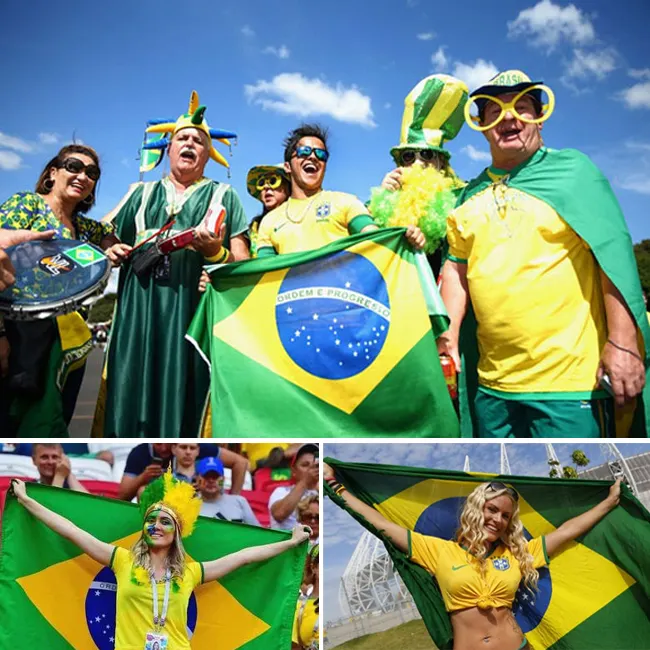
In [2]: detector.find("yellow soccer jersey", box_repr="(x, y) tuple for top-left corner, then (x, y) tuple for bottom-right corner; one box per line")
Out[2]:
(409, 533), (548, 612)
(447, 171), (608, 397)
(110, 546), (204, 650)
(256, 190), (375, 255)
(292, 595), (319, 649)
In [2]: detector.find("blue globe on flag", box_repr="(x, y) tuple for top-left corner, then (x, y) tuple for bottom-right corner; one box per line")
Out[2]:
(275, 250), (391, 380)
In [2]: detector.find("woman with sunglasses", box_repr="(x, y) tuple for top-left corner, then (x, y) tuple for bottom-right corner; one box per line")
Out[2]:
(324, 463), (621, 650)
(0, 144), (118, 436)
(246, 164), (290, 257)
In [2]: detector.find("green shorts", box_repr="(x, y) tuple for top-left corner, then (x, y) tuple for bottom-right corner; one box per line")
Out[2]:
(475, 388), (615, 438)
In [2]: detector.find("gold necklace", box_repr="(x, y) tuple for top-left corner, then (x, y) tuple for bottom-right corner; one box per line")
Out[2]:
(284, 193), (321, 225)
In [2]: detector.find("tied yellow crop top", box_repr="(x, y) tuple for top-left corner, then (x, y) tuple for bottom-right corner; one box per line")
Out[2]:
(408, 531), (549, 612)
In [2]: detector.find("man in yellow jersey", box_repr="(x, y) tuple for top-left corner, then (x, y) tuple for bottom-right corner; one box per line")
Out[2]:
(256, 123), (425, 255)
(438, 70), (649, 438)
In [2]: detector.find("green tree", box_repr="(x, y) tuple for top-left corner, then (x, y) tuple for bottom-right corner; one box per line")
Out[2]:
(562, 466), (579, 479)
(548, 459), (560, 479)
(549, 450), (590, 480)
(88, 294), (117, 323)
(633, 239), (650, 297)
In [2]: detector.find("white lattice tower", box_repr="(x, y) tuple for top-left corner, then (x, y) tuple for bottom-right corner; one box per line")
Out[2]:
(500, 443), (512, 475)
(338, 531), (413, 617)
(463, 455), (471, 472)
(546, 444), (561, 478)
(598, 443), (640, 496)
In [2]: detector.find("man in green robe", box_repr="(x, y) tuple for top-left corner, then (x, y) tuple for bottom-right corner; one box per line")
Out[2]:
(438, 70), (649, 437)
(97, 94), (249, 437)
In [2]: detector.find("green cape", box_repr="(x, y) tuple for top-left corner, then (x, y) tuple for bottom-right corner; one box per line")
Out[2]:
(455, 146), (650, 437)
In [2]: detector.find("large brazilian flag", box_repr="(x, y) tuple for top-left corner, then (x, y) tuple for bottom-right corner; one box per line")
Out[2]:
(325, 458), (650, 650)
(187, 228), (459, 437)
(0, 484), (306, 649)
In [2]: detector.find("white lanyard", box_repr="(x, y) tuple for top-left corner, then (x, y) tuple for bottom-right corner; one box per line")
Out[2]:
(151, 569), (172, 629)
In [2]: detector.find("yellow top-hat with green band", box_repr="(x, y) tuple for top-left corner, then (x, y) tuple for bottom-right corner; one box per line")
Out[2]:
(466, 70), (555, 132)
(144, 90), (238, 169)
(390, 74), (469, 163)
(246, 164), (290, 200)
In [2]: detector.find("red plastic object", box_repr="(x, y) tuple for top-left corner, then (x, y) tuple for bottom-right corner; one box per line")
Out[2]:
(239, 489), (271, 527)
(80, 480), (121, 499)
(158, 228), (195, 254)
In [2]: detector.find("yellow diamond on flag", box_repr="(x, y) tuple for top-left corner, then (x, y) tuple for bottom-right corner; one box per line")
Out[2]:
(374, 480), (637, 650)
(211, 238), (431, 414)
(16, 533), (270, 650)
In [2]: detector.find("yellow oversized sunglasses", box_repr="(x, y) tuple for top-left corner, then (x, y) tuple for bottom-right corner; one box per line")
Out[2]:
(464, 84), (555, 132)
(256, 173), (283, 191)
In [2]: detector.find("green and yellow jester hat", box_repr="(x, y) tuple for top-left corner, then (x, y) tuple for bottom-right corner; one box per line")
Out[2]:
(246, 164), (290, 200)
(464, 69), (555, 131)
(139, 469), (202, 539)
(143, 90), (238, 169)
(390, 74), (469, 164)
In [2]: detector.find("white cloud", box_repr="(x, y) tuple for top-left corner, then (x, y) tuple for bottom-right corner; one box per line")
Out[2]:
(263, 45), (290, 59)
(461, 145), (491, 162)
(244, 73), (376, 127)
(564, 47), (617, 81)
(241, 24), (255, 37)
(384, 102), (391, 109)
(507, 0), (595, 51)
(0, 132), (35, 153)
(417, 32), (435, 41)
(0, 150), (22, 170)
(619, 81), (650, 110)
(625, 141), (650, 152)
(38, 132), (60, 145)
(452, 58), (499, 92)
(629, 68), (650, 80)
(431, 46), (449, 72)
(616, 174), (650, 195)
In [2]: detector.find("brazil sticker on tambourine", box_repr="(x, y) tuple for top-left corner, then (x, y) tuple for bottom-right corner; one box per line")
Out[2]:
(0, 239), (111, 320)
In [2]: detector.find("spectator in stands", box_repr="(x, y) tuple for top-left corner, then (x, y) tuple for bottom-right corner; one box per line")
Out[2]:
(241, 442), (302, 471)
(297, 495), (319, 543)
(269, 444), (319, 530)
(32, 443), (87, 493)
(292, 543), (319, 650)
(119, 443), (248, 501)
(172, 443), (201, 485)
(196, 457), (260, 525)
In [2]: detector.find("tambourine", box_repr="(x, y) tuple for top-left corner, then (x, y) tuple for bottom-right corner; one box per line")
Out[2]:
(0, 239), (111, 320)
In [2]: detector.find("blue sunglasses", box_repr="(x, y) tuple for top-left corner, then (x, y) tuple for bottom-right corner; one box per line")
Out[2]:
(294, 145), (329, 162)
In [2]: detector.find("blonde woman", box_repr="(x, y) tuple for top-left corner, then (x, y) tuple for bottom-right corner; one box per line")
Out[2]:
(12, 472), (309, 650)
(324, 464), (621, 650)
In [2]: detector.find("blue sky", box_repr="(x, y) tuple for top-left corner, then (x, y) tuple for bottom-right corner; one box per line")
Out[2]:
(323, 441), (650, 622)
(1, 0), (649, 243)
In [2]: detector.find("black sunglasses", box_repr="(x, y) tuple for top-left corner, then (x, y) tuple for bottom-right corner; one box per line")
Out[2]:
(59, 157), (101, 181)
(397, 149), (438, 166)
(487, 481), (519, 501)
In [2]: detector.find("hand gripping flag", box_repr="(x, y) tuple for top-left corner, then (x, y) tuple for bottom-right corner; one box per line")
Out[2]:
(186, 228), (459, 437)
(0, 484), (306, 650)
(325, 458), (650, 650)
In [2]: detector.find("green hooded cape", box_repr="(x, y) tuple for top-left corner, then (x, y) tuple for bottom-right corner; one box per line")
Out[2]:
(455, 146), (650, 437)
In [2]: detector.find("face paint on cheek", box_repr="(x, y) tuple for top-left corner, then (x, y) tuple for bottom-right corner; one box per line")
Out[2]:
(144, 524), (157, 546)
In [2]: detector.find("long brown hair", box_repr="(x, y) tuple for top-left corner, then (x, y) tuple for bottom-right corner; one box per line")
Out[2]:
(35, 144), (101, 215)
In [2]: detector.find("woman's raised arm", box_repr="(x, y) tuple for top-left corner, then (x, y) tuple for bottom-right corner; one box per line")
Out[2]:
(12, 480), (114, 566)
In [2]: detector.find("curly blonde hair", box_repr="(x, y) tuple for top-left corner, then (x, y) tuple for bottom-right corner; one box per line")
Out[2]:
(456, 483), (539, 594)
(130, 524), (187, 581)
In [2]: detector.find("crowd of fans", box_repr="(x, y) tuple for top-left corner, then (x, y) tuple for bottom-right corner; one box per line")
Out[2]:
(0, 441), (320, 538)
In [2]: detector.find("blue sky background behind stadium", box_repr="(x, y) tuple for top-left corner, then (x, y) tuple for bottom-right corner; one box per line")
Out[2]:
(0, 0), (649, 243)
(323, 442), (650, 622)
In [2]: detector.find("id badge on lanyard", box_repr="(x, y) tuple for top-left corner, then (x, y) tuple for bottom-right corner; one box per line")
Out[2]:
(144, 570), (171, 650)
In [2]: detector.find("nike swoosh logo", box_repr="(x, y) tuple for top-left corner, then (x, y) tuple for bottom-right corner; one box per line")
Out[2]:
(452, 565), (468, 571)
(274, 222), (289, 233)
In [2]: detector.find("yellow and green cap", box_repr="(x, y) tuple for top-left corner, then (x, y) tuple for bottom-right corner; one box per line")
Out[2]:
(246, 164), (290, 200)
(470, 70), (544, 114)
(390, 74), (469, 163)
